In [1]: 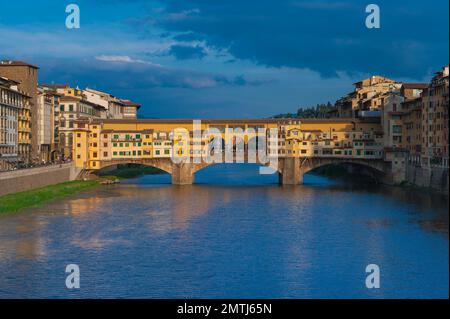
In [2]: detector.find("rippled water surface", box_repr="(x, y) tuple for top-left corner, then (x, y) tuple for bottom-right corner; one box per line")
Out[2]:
(0, 164), (448, 298)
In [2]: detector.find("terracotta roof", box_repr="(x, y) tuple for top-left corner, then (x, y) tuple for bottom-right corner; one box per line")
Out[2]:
(80, 117), (381, 126)
(0, 76), (20, 85)
(0, 60), (39, 69)
(121, 100), (141, 108)
(59, 96), (82, 102)
(41, 84), (70, 89)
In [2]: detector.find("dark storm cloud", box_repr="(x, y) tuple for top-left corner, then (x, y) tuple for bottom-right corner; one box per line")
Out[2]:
(37, 57), (263, 90)
(155, 0), (449, 78)
(168, 44), (207, 60)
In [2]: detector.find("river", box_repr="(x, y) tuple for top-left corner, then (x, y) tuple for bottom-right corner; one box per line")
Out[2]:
(0, 164), (448, 298)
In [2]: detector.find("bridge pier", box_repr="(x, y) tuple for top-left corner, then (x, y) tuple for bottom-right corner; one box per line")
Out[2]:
(172, 162), (194, 185)
(279, 157), (303, 185)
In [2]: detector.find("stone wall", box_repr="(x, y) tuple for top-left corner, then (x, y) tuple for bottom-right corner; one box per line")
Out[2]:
(0, 163), (82, 196)
(405, 164), (449, 194)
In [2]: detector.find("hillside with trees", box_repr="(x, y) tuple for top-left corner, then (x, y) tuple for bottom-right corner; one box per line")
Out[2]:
(272, 102), (336, 119)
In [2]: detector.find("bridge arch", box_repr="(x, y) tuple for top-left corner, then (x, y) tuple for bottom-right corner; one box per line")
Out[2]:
(95, 159), (174, 175)
(299, 157), (389, 183)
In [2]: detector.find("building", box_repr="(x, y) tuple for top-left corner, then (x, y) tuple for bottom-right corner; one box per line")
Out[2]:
(83, 88), (140, 119)
(57, 95), (107, 159)
(335, 76), (401, 118)
(36, 87), (60, 163)
(0, 77), (21, 170)
(41, 84), (143, 159)
(120, 100), (140, 119)
(401, 97), (423, 166)
(421, 65), (449, 168)
(0, 60), (38, 162)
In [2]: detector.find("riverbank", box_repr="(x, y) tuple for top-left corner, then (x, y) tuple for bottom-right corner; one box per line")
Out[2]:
(314, 164), (449, 195)
(0, 180), (98, 215)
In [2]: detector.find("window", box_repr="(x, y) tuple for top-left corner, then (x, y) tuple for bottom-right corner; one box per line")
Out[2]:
(69, 104), (74, 112)
(93, 152), (98, 158)
(103, 152), (108, 157)
(113, 143), (117, 147)
(77, 133), (81, 138)
(164, 149), (170, 155)
(113, 152), (117, 156)
(155, 150), (160, 155)
(113, 134), (119, 139)
(136, 134), (141, 139)
(60, 105), (64, 112)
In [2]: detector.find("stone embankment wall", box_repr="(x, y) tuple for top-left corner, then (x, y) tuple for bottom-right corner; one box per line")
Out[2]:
(0, 163), (82, 196)
(405, 164), (449, 194)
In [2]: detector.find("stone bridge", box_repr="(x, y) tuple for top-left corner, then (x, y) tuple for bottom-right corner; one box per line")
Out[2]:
(89, 156), (393, 185)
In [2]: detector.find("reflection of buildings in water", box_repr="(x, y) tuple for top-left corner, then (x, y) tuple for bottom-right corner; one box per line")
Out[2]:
(144, 186), (225, 233)
(62, 197), (104, 215)
(0, 216), (47, 261)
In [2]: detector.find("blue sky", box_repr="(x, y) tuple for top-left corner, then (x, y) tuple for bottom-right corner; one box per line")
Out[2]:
(0, 0), (448, 118)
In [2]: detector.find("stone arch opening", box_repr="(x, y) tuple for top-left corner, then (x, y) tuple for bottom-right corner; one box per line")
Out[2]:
(193, 162), (278, 185)
(304, 161), (386, 183)
(94, 162), (171, 180)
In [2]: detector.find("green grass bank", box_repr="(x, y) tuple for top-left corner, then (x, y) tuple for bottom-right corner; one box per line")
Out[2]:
(0, 180), (98, 215)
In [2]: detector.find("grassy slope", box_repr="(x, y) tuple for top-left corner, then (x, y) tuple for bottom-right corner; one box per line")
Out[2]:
(0, 180), (98, 215)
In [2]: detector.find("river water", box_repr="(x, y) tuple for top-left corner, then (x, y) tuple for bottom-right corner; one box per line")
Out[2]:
(0, 164), (448, 298)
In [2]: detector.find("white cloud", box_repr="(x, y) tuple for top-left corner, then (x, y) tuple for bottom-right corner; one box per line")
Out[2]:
(95, 55), (162, 67)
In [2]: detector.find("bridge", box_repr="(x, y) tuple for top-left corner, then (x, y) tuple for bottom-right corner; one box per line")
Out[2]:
(72, 118), (401, 185)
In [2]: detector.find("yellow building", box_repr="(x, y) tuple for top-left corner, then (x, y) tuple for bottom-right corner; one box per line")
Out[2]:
(281, 119), (383, 159)
(17, 92), (31, 164)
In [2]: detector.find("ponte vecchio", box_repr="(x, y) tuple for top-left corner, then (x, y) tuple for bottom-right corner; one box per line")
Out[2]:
(72, 117), (401, 185)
